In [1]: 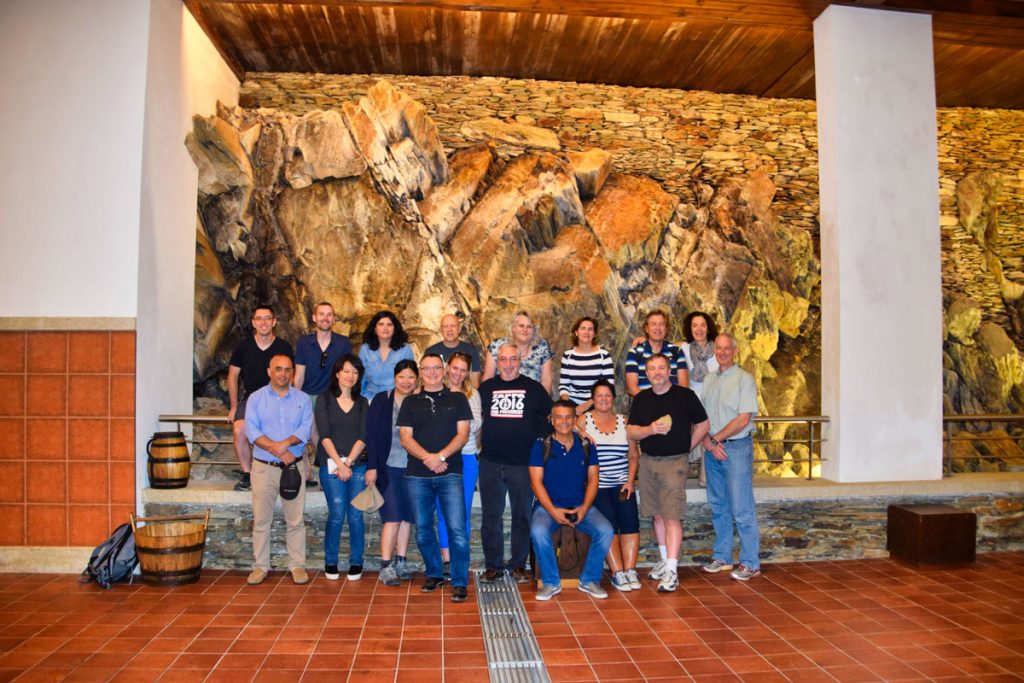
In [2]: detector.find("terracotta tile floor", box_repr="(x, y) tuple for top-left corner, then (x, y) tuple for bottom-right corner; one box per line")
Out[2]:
(1, 553), (1023, 682)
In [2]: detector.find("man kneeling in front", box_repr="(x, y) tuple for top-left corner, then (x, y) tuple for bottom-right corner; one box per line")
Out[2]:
(529, 400), (613, 601)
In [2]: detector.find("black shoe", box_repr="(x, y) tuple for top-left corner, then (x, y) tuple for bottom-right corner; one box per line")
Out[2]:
(481, 568), (503, 583)
(510, 567), (531, 584)
(324, 564), (340, 581)
(443, 561), (451, 581)
(233, 473), (251, 492)
(421, 577), (443, 592)
(306, 479), (319, 488)
(451, 585), (468, 602)
(347, 564), (363, 581)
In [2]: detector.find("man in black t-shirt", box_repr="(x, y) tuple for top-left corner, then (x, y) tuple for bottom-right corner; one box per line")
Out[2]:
(627, 353), (709, 593)
(397, 353), (472, 602)
(227, 305), (294, 491)
(477, 342), (553, 583)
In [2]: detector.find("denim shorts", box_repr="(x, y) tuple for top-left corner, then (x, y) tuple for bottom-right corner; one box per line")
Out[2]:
(379, 465), (415, 523)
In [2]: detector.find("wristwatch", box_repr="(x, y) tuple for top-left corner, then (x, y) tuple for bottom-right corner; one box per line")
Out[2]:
(439, 454), (447, 463)
(341, 456), (350, 466)
(709, 437), (720, 447)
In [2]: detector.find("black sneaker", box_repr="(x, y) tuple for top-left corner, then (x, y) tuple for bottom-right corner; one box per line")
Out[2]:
(347, 564), (363, 581)
(324, 564), (340, 581)
(306, 479), (319, 488)
(234, 473), (251, 492)
(451, 585), (468, 602)
(421, 577), (443, 592)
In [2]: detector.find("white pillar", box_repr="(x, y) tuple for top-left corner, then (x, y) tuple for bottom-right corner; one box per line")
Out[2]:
(815, 6), (943, 482)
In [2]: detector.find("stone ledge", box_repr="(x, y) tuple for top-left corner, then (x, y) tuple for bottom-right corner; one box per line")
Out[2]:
(0, 317), (136, 331)
(0, 547), (93, 573)
(142, 472), (1024, 506)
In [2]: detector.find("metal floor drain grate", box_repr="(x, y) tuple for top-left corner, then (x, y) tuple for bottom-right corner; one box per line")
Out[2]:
(474, 571), (550, 683)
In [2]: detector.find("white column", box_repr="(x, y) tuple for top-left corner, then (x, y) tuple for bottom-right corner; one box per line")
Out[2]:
(815, 6), (943, 482)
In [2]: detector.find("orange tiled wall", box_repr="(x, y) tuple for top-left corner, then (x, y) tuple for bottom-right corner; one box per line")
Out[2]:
(0, 330), (136, 547)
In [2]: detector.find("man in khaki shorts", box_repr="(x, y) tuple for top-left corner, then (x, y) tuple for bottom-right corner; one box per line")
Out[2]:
(626, 354), (709, 592)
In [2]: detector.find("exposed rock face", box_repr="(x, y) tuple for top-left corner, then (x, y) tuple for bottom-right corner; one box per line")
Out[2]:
(192, 77), (1021, 479)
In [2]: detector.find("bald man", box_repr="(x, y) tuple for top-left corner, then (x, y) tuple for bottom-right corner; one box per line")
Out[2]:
(424, 313), (482, 387)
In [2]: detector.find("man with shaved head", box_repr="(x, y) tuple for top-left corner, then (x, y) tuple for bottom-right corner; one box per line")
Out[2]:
(424, 313), (482, 388)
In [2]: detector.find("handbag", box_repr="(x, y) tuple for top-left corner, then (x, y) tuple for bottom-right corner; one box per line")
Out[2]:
(352, 483), (385, 513)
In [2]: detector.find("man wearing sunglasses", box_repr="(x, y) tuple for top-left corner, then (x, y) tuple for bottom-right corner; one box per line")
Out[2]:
(294, 302), (353, 485)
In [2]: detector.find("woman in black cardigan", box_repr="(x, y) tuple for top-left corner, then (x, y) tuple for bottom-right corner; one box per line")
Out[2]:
(364, 359), (419, 586)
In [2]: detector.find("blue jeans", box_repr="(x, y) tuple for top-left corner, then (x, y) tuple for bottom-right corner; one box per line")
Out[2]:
(530, 505), (613, 587)
(705, 436), (760, 569)
(407, 474), (470, 587)
(437, 454), (478, 550)
(320, 463), (366, 567)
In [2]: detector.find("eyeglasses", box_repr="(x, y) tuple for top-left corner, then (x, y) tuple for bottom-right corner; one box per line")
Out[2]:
(420, 365), (444, 372)
(319, 350), (329, 369)
(253, 316), (274, 322)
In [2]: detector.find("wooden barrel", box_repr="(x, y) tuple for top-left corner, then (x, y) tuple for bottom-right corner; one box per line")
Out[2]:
(131, 512), (209, 586)
(147, 431), (190, 489)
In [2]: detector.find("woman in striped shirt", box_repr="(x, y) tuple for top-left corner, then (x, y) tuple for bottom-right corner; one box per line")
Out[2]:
(579, 379), (640, 592)
(558, 317), (615, 415)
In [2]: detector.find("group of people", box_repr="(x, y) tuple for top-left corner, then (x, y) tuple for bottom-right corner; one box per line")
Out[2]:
(228, 303), (761, 602)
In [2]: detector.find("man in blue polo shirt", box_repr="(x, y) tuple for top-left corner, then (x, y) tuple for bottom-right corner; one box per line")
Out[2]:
(293, 301), (352, 485)
(244, 354), (313, 586)
(528, 400), (613, 601)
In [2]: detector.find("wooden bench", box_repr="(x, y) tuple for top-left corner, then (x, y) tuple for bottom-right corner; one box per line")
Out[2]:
(887, 503), (976, 565)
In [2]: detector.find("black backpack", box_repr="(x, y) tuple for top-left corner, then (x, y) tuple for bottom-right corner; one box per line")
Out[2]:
(79, 523), (138, 590)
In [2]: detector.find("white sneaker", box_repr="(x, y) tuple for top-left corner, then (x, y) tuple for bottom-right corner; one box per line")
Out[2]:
(626, 569), (642, 590)
(657, 570), (678, 592)
(610, 571), (632, 592)
(648, 559), (668, 581)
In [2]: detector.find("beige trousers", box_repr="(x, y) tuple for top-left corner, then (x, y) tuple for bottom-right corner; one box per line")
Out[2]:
(251, 459), (307, 570)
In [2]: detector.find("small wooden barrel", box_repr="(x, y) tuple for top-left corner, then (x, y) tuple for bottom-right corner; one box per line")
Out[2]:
(131, 512), (209, 586)
(147, 431), (191, 489)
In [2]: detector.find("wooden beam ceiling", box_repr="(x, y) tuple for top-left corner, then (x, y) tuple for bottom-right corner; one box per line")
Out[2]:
(184, 0), (1024, 109)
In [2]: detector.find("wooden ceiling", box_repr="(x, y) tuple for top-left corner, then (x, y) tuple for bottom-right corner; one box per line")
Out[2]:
(184, 0), (1024, 109)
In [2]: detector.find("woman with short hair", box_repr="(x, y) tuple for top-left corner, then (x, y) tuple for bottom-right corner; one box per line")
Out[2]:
(481, 310), (554, 392)
(579, 379), (640, 592)
(365, 359), (419, 585)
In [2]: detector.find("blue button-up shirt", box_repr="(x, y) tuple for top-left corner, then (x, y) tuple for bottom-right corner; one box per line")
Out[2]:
(244, 384), (313, 463)
(358, 343), (415, 399)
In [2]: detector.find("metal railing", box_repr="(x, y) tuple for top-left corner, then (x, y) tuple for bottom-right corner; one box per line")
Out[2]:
(751, 416), (829, 480)
(943, 414), (1024, 476)
(160, 412), (831, 478)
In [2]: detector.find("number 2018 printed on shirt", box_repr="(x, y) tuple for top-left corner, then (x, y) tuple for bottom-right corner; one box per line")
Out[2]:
(491, 390), (525, 418)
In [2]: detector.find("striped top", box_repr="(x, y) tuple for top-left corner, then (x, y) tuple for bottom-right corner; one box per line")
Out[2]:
(584, 412), (630, 488)
(558, 347), (615, 405)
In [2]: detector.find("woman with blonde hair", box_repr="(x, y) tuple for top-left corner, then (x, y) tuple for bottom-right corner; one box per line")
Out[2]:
(436, 352), (482, 577)
(481, 310), (554, 393)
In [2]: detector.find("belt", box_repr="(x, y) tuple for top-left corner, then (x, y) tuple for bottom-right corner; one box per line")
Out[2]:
(255, 458), (301, 469)
(723, 435), (752, 443)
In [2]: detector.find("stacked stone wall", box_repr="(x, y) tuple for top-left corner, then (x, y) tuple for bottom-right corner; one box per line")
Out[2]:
(241, 72), (1024, 337)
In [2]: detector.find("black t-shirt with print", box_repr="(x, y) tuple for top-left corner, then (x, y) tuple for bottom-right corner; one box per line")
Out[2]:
(477, 375), (553, 466)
